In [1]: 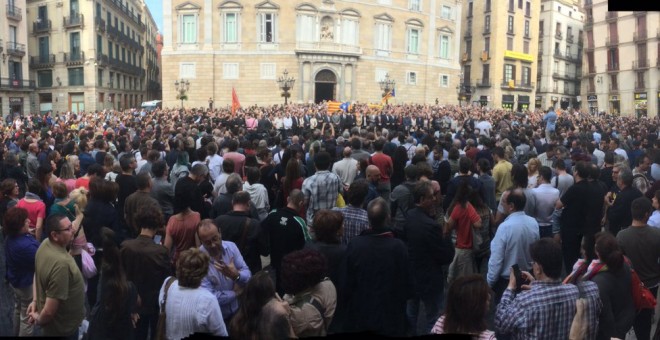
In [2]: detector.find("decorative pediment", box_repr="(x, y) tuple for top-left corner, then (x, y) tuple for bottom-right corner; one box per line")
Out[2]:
(175, 1), (201, 11)
(296, 2), (318, 12)
(255, 0), (279, 10)
(438, 25), (453, 33)
(406, 18), (424, 27)
(340, 8), (360, 17)
(373, 13), (394, 22)
(218, 0), (243, 10)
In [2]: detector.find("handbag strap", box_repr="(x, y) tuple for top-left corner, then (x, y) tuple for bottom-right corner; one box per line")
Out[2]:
(160, 277), (177, 313)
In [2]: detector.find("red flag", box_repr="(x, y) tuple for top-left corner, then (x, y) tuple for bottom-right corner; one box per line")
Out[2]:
(231, 87), (241, 116)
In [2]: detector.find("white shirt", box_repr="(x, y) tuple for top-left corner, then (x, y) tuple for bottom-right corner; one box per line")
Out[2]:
(531, 183), (560, 226)
(283, 117), (293, 129)
(332, 157), (358, 186)
(614, 148), (628, 160)
(243, 182), (270, 220)
(206, 154), (224, 182)
(593, 149), (605, 168)
(159, 279), (228, 340)
(212, 172), (230, 197)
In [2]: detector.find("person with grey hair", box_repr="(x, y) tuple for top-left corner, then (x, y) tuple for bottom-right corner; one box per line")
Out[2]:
(332, 146), (358, 190)
(605, 168), (643, 235)
(175, 163), (209, 218)
(338, 197), (411, 336)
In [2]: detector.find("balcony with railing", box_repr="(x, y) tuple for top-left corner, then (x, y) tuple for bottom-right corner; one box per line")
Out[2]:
(95, 17), (106, 31)
(104, 0), (145, 31)
(607, 62), (619, 72)
(0, 78), (35, 90)
(6, 41), (25, 57)
(633, 31), (647, 42)
(64, 51), (85, 65)
(483, 27), (490, 35)
(567, 35), (574, 43)
(587, 85), (596, 94)
(584, 17), (594, 30)
(552, 72), (578, 80)
(609, 83), (618, 92)
(633, 59), (650, 70)
(635, 81), (645, 91)
(465, 29), (472, 39)
(64, 13), (84, 28)
(33, 20), (51, 34)
(500, 79), (534, 91)
(476, 79), (491, 87)
(295, 41), (362, 55)
(6, 4), (22, 21)
(605, 12), (617, 22)
(633, 11), (645, 17)
(30, 54), (56, 68)
(605, 36), (618, 47)
(555, 31), (563, 40)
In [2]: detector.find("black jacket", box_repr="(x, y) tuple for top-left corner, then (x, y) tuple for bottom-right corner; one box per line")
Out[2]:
(214, 210), (267, 274)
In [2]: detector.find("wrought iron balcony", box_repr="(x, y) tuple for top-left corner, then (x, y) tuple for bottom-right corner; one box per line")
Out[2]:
(64, 13), (84, 28)
(633, 31), (647, 42)
(566, 35), (574, 43)
(633, 59), (650, 70)
(555, 32), (563, 40)
(6, 4), (22, 21)
(476, 79), (491, 87)
(30, 54), (56, 68)
(6, 41), (25, 57)
(605, 36), (618, 47)
(605, 12), (617, 22)
(609, 84), (618, 92)
(635, 82), (645, 91)
(606, 63), (619, 72)
(95, 17), (106, 31)
(64, 51), (85, 65)
(33, 20), (51, 34)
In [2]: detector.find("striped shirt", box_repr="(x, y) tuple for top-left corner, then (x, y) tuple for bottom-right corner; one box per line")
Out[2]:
(431, 316), (495, 339)
(495, 281), (601, 340)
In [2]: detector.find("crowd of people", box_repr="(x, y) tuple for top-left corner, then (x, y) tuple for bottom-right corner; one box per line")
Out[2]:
(1, 101), (660, 339)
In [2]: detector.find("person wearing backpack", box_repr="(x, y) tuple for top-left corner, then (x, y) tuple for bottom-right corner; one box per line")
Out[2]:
(390, 165), (419, 239)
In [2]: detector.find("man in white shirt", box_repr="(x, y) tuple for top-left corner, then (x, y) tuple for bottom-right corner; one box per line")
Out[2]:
(531, 166), (560, 238)
(333, 147), (359, 190)
(590, 142), (605, 168)
(610, 138), (628, 161)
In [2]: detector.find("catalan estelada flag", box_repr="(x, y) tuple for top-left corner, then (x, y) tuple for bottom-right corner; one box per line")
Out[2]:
(231, 87), (241, 116)
(339, 102), (352, 112)
(327, 101), (342, 113)
(381, 88), (396, 104)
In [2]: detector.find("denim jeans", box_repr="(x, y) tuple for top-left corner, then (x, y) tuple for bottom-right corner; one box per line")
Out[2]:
(406, 287), (444, 335)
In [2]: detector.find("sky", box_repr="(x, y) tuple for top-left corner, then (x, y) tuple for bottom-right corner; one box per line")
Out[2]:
(145, 0), (163, 32)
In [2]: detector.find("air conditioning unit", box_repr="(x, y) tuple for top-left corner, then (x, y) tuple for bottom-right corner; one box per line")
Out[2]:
(481, 51), (489, 61)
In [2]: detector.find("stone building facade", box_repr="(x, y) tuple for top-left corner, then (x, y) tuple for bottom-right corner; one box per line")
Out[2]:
(161, 0), (463, 108)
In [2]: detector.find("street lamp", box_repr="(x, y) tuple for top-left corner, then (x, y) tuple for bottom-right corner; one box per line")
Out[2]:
(276, 69), (295, 105)
(378, 73), (396, 104)
(174, 79), (190, 108)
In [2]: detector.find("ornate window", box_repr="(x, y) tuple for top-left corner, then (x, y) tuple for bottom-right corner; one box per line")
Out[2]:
(256, 1), (279, 43)
(296, 3), (318, 43)
(175, 2), (200, 45)
(340, 9), (360, 46)
(219, 1), (242, 44)
(374, 13), (393, 56)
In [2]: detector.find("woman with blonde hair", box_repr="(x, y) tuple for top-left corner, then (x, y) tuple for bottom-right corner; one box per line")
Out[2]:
(66, 154), (81, 178)
(69, 187), (91, 274)
(57, 161), (77, 193)
(526, 157), (542, 189)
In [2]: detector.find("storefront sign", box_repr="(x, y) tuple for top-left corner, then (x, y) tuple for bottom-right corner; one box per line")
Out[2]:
(587, 95), (597, 101)
(634, 92), (647, 100)
(609, 95), (619, 101)
(504, 50), (534, 62)
(9, 97), (23, 104)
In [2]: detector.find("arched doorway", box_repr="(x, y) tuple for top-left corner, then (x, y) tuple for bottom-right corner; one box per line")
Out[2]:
(315, 69), (336, 103)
